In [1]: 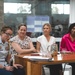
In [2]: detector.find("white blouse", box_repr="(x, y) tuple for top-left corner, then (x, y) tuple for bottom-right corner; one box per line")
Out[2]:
(37, 35), (56, 53)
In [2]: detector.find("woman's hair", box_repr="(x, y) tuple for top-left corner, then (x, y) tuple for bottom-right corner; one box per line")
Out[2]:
(1, 26), (12, 33)
(68, 23), (75, 33)
(18, 23), (27, 30)
(43, 23), (52, 29)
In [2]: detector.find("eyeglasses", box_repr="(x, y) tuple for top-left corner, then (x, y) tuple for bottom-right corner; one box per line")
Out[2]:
(5, 33), (12, 37)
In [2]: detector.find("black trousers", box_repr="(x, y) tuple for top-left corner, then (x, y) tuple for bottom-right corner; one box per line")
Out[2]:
(0, 67), (25, 75)
(12, 67), (25, 75)
(46, 64), (62, 75)
(0, 69), (13, 75)
(10, 60), (25, 75)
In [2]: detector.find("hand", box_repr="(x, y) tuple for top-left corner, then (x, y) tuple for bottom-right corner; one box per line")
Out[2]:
(13, 64), (23, 69)
(31, 48), (37, 53)
(5, 66), (13, 71)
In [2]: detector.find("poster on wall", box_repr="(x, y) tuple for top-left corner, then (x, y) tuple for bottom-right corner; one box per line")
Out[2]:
(27, 16), (49, 32)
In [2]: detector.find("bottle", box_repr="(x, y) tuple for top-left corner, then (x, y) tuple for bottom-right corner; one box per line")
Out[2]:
(51, 43), (58, 57)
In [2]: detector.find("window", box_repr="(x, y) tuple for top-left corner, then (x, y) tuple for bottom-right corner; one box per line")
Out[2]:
(64, 4), (70, 14)
(51, 4), (70, 14)
(4, 3), (31, 14)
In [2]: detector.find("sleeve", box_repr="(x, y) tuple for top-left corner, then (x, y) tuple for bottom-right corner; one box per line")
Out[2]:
(60, 37), (66, 51)
(9, 36), (18, 43)
(37, 37), (41, 43)
(28, 36), (32, 42)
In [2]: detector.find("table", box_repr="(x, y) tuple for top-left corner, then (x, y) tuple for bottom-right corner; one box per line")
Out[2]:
(15, 53), (75, 75)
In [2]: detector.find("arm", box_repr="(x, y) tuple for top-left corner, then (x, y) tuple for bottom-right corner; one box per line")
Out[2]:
(11, 41), (36, 54)
(0, 64), (13, 71)
(36, 41), (41, 52)
(29, 41), (36, 50)
(60, 37), (66, 51)
(60, 38), (72, 53)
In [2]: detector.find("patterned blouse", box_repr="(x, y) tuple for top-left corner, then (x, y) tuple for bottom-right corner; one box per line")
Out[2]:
(9, 35), (32, 61)
(10, 35), (32, 55)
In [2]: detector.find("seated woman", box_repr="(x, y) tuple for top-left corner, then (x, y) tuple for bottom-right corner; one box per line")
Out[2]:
(10, 23), (36, 55)
(60, 23), (75, 75)
(0, 26), (25, 75)
(36, 23), (62, 75)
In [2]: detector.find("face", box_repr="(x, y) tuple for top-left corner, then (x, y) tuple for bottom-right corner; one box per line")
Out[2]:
(2, 29), (13, 42)
(18, 26), (27, 37)
(71, 26), (75, 37)
(43, 25), (51, 35)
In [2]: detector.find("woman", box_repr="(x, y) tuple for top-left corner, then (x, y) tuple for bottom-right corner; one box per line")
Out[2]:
(36, 23), (62, 75)
(0, 26), (25, 75)
(10, 23), (36, 54)
(60, 23), (75, 75)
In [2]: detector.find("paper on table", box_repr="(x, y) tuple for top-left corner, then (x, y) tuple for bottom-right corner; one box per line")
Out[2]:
(23, 56), (52, 61)
(23, 56), (49, 59)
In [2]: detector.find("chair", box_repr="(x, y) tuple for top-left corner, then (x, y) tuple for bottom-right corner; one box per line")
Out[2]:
(62, 63), (72, 75)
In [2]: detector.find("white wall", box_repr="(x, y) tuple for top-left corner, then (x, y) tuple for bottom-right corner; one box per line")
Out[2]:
(69, 0), (75, 24)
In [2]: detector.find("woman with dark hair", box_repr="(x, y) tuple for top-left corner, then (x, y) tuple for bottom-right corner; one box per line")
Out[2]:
(0, 26), (25, 75)
(10, 23), (36, 54)
(60, 23), (75, 52)
(60, 23), (75, 75)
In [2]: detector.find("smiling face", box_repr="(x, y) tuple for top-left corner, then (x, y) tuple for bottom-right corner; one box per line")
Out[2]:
(18, 25), (27, 38)
(43, 23), (52, 36)
(1, 28), (13, 42)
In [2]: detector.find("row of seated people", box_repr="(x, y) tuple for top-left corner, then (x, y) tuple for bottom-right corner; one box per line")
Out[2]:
(0, 23), (75, 75)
